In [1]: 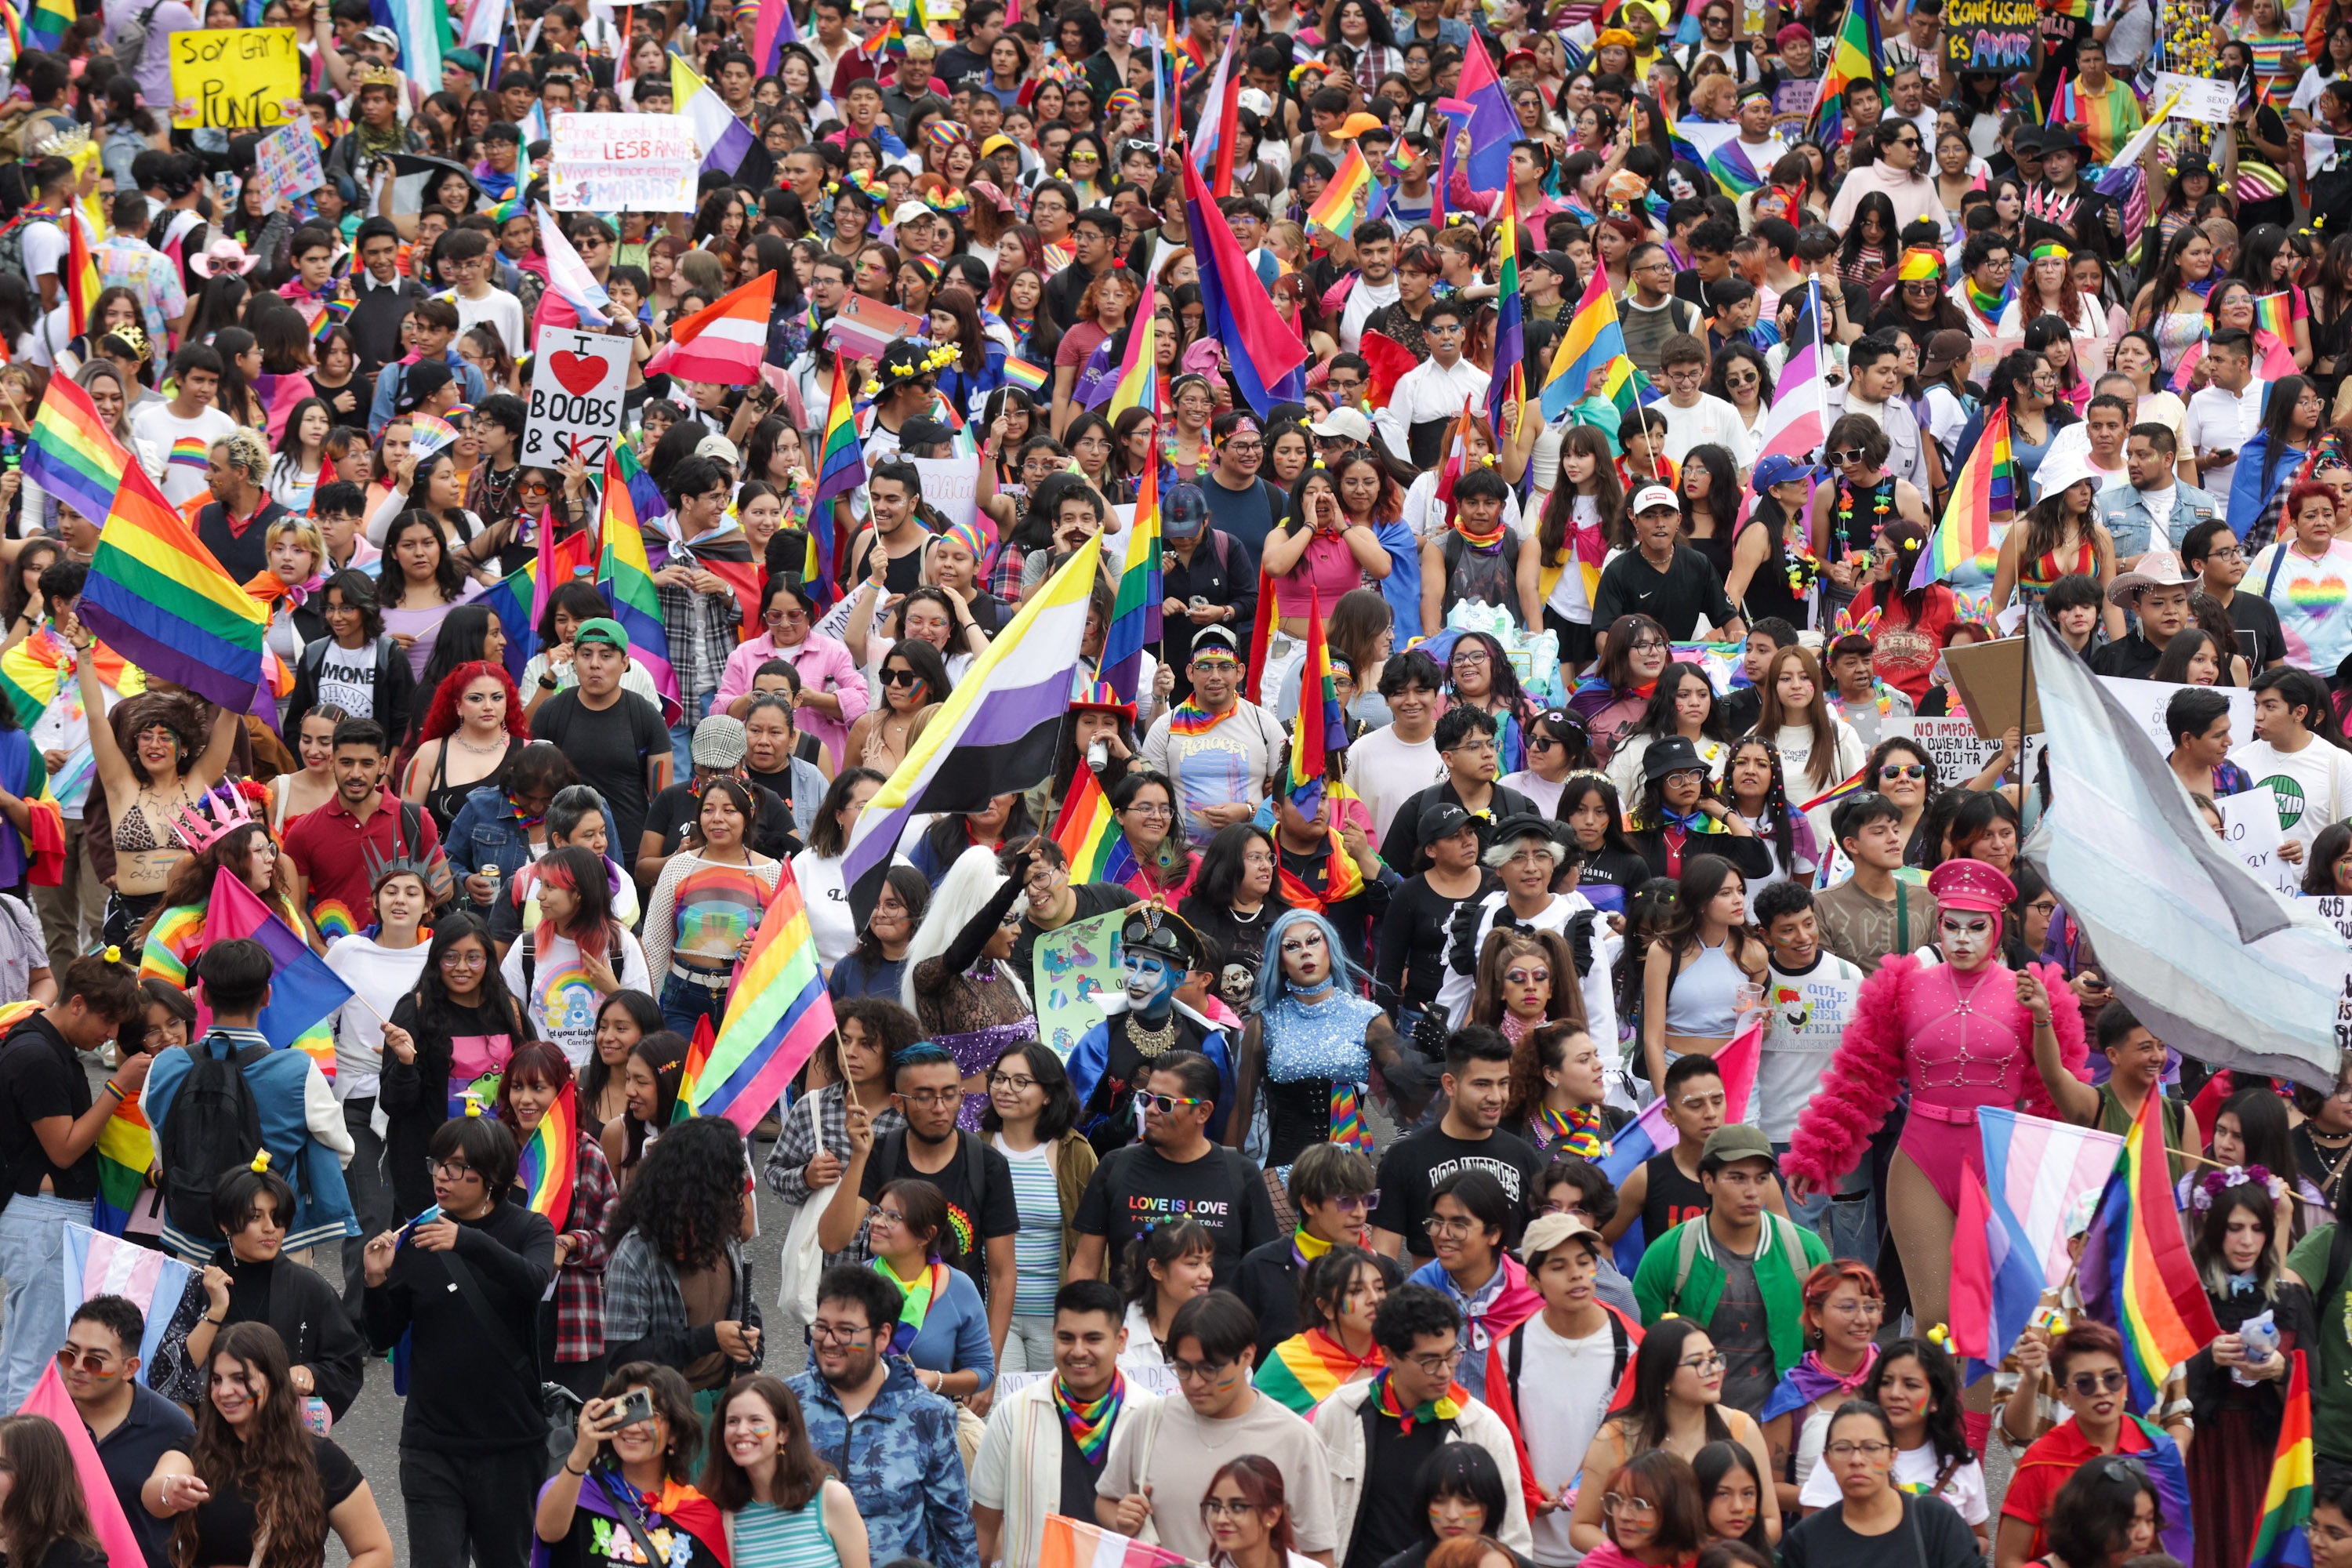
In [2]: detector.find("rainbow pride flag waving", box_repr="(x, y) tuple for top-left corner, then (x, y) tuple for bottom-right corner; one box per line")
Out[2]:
(1914, 404), (2018, 590)
(678, 860), (837, 1134)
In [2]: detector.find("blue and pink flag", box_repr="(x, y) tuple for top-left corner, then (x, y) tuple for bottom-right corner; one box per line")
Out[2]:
(1450, 40), (1521, 192)
(1597, 1016), (1761, 1271)
(1180, 145), (1306, 415)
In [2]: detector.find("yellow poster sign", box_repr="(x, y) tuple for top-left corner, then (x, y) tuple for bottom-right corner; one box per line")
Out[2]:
(168, 27), (301, 130)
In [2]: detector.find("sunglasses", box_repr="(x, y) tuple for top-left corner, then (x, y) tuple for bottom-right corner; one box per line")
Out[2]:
(1136, 1092), (1207, 1113)
(1878, 763), (1926, 780)
(882, 667), (925, 686)
(2069, 1370), (2129, 1396)
(1828, 448), (1867, 466)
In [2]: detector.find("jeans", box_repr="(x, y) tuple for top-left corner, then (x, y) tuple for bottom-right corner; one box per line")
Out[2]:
(0, 1193), (91, 1410)
(660, 971), (728, 1037)
(1774, 1139), (1877, 1265)
(339, 1097), (393, 1321)
(401, 1442), (544, 1568)
(999, 1312), (1056, 1375)
(667, 689), (715, 780)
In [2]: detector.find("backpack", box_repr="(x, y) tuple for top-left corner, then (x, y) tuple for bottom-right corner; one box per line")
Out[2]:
(159, 1033), (270, 1241)
(1669, 1210), (1810, 1307)
(109, 0), (169, 64)
(0, 214), (50, 296)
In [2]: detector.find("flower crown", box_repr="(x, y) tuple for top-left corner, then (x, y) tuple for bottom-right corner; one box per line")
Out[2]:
(2192, 1163), (2286, 1210)
(863, 336), (962, 397)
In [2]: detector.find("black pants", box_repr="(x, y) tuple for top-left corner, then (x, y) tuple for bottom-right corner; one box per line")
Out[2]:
(401, 1442), (544, 1568)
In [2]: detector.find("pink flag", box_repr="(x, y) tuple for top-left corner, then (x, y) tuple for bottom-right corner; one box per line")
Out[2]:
(16, 1363), (147, 1568)
(1950, 1167), (1996, 1361)
(1755, 336), (1828, 464)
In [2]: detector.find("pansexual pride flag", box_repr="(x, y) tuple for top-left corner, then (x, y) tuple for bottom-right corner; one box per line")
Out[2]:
(677, 862), (833, 1134)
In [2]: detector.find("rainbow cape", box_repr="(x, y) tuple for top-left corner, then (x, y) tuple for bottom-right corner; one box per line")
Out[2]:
(1915, 404), (2017, 589)
(2250, 1352), (2314, 1568)
(517, 1080), (578, 1222)
(2079, 1085), (2221, 1432)
(1254, 1327), (1383, 1414)
(677, 858), (833, 1133)
(596, 448), (682, 724)
(1051, 764), (1141, 886)
(1704, 138), (1771, 198)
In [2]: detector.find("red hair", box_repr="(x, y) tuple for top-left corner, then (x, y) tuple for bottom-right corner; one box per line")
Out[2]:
(418, 660), (529, 746)
(1799, 1259), (1882, 1332)
(494, 1040), (575, 1140)
(2288, 479), (2339, 526)
(1204, 1457), (1297, 1561)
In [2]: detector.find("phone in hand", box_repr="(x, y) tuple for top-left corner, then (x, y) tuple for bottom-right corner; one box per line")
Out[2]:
(610, 1388), (657, 1431)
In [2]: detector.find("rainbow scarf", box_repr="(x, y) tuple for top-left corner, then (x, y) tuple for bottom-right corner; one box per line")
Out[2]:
(1052, 1371), (1126, 1462)
(1256, 1327), (1386, 1413)
(1167, 693), (1239, 736)
(875, 1258), (947, 1355)
(1454, 513), (1510, 551)
(1291, 1225), (1334, 1271)
(1372, 1368), (1465, 1433)
(506, 790), (545, 829)
(1540, 1101), (1610, 1158)
(1276, 827), (1366, 912)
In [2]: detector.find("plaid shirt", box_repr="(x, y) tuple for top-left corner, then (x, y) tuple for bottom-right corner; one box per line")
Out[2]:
(763, 1080), (905, 1267)
(93, 237), (188, 352)
(603, 1230), (765, 1376)
(985, 540), (1026, 601)
(654, 573), (742, 718)
(551, 1131), (619, 1363)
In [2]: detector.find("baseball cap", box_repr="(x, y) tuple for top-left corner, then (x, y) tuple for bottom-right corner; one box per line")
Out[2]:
(980, 133), (1018, 158)
(1751, 452), (1809, 492)
(1632, 483), (1680, 514)
(1417, 800), (1474, 848)
(1308, 407), (1374, 442)
(897, 418), (955, 452)
(1519, 1212), (1605, 1266)
(691, 715), (749, 771)
(1922, 328), (1973, 379)
(360, 23), (399, 45)
(1699, 1124), (1778, 1174)
(1336, 111), (1386, 140)
(695, 433), (741, 465)
(1191, 625), (1243, 661)
(573, 617), (629, 653)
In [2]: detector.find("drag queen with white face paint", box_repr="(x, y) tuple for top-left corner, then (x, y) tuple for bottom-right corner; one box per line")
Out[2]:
(1782, 858), (2089, 1431)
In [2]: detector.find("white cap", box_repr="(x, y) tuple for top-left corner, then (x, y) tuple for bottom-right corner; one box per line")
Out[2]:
(1632, 484), (1681, 514)
(1238, 86), (1276, 119)
(1308, 406), (1374, 442)
(891, 200), (934, 230)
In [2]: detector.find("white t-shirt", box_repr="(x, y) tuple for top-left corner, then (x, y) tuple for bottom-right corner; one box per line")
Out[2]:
(2229, 736), (2352, 851)
(20, 221), (65, 286)
(1342, 723), (1445, 845)
(454, 286), (528, 358)
(498, 925), (654, 1068)
(1754, 951), (1865, 1140)
(1797, 1439), (1990, 1524)
(792, 847), (855, 973)
(1515, 1315), (1622, 1566)
(313, 640), (379, 718)
(324, 935), (430, 1098)
(1769, 719), (1867, 802)
(129, 402), (238, 509)
(1653, 393), (1752, 469)
(2184, 379), (2268, 524)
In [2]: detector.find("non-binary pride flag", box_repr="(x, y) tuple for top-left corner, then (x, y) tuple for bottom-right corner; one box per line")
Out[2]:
(678, 859), (836, 1133)
(840, 537), (1106, 926)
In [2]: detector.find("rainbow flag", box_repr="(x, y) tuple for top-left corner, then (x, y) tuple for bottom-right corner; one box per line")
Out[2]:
(93, 1087), (153, 1237)
(1704, 139), (1770, 198)
(517, 1080), (578, 1221)
(20, 0), (67, 52)
(79, 456), (266, 715)
(596, 448), (682, 724)
(812, 355), (863, 506)
(1306, 143), (1376, 238)
(2254, 292), (2296, 348)
(1490, 175), (1526, 440)
(1004, 357), (1048, 394)
(1287, 590), (1344, 817)
(1914, 404), (2018, 590)
(2252, 1352), (2315, 1568)
(1050, 764), (1139, 885)
(1541, 260), (1630, 420)
(1798, 764), (1870, 814)
(0, 0), (23, 59)
(310, 900), (359, 943)
(677, 859), (834, 1134)
(1098, 457), (1161, 704)
(24, 371), (129, 528)
(1808, 0), (1879, 147)
(2079, 1083), (2222, 1421)
(1254, 1329), (1381, 1414)
(1105, 277), (1160, 423)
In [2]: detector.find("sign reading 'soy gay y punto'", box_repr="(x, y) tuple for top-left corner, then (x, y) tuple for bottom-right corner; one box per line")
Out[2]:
(1944, 0), (2037, 72)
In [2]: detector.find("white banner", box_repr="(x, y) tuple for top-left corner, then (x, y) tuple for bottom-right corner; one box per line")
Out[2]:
(548, 111), (698, 212)
(910, 456), (982, 535)
(2093, 676), (2256, 759)
(2151, 71), (2238, 125)
(2217, 789), (2307, 897)
(521, 325), (630, 470)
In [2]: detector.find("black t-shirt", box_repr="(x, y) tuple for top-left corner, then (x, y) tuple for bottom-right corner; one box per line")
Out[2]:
(1570, 846), (1651, 919)
(1374, 873), (1496, 1012)
(191, 1435), (362, 1565)
(543, 1479), (729, 1568)
(20, 1542), (105, 1568)
(1073, 1142), (1279, 1287)
(2087, 631), (2165, 680)
(642, 780), (800, 864)
(858, 1130), (1020, 1289)
(0, 1015), (96, 1199)
(1345, 1413), (1450, 1568)
(1779, 1491), (1981, 1568)
(1641, 1150), (1711, 1243)
(2222, 588), (2290, 670)
(1012, 884), (1140, 986)
(530, 690), (670, 873)
(1370, 1126), (1544, 1258)
(1590, 546), (1737, 643)
(93, 1383), (195, 1568)
(1059, 1417), (1107, 1522)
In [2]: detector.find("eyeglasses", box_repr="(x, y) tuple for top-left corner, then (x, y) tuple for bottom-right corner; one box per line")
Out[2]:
(764, 609), (810, 626)
(1201, 1497), (1258, 1518)
(1824, 1297), (1886, 1319)
(1124, 801), (1174, 818)
(1679, 1351), (1728, 1371)
(1878, 764), (1926, 780)
(894, 1088), (963, 1107)
(882, 667), (925, 687)
(989, 1073), (1036, 1092)
(1137, 1092), (1207, 1114)
(1423, 1215), (1486, 1240)
(809, 1321), (875, 1345)
(1724, 371), (1759, 388)
(1901, 281), (1938, 295)
(1826, 1440), (1894, 1458)
(2070, 1370), (2129, 1396)
(1169, 1356), (1239, 1383)
(439, 949), (488, 967)
(1628, 638), (1668, 653)
(54, 1347), (115, 1374)
(2205, 546), (2245, 562)
(1602, 1494), (1659, 1517)
(871, 1207), (910, 1228)
(1406, 1347), (1465, 1375)
(1328, 1191), (1380, 1212)
(427, 1158), (480, 1182)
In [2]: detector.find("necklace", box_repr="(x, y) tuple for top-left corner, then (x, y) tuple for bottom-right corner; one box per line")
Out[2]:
(451, 732), (506, 756)
(1125, 1014), (1178, 1058)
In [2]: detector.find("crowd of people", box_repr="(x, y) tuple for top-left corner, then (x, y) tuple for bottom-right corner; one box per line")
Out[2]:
(0, 0), (2350, 1563)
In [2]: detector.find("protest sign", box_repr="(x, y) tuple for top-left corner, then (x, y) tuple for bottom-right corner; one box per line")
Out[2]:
(911, 456), (982, 535)
(1944, 0), (2037, 71)
(826, 293), (927, 361)
(2094, 676), (2256, 757)
(548, 112), (699, 212)
(521, 326), (630, 470)
(2218, 790), (2306, 897)
(251, 122), (323, 210)
(1896, 717), (2045, 791)
(1032, 910), (1123, 1062)
(169, 28), (300, 129)
(2152, 72), (2238, 125)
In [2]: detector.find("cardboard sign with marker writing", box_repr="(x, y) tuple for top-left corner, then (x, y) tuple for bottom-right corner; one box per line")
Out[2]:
(522, 326), (630, 470)
(1944, 633), (2041, 738)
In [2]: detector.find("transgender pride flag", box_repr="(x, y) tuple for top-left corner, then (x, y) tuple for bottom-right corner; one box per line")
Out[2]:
(61, 1223), (197, 1385)
(1952, 1108), (2122, 1381)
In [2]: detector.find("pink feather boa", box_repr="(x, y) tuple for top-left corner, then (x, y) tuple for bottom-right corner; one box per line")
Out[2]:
(1782, 955), (2089, 1192)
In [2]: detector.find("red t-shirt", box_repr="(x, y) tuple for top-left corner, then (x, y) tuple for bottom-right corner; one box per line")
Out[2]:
(282, 788), (444, 924)
(1850, 583), (1960, 705)
(2000, 1417), (2158, 1557)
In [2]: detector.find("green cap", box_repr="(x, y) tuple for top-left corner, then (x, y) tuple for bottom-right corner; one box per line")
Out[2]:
(573, 617), (629, 653)
(1698, 1123), (1777, 1174)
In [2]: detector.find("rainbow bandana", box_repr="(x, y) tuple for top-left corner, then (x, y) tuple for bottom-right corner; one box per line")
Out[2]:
(1167, 693), (1238, 736)
(873, 1258), (948, 1356)
(1897, 247), (1943, 282)
(1052, 1371), (1127, 1462)
(2029, 241), (2071, 263)
(1373, 1369), (1465, 1434)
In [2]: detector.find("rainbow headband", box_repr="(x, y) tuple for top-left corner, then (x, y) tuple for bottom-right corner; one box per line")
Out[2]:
(2029, 241), (2071, 263)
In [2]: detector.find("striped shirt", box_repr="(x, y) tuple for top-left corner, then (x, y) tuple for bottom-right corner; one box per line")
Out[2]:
(994, 1135), (1064, 1319)
(731, 1499), (841, 1568)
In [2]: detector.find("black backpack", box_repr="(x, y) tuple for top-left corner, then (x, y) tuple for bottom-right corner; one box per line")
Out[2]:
(159, 1033), (269, 1240)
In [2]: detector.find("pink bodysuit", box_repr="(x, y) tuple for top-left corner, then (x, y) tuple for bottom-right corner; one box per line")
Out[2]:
(1784, 953), (2089, 1210)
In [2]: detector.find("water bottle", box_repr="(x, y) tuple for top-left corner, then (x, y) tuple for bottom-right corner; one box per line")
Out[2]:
(2238, 1309), (2280, 1385)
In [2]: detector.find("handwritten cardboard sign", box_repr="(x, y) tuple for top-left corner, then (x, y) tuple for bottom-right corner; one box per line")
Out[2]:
(1944, 0), (2038, 72)
(521, 325), (630, 469)
(169, 27), (300, 129)
(251, 121), (323, 210)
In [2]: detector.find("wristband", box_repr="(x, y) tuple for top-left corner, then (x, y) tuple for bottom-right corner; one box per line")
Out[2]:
(103, 1080), (125, 1102)
(539, 675), (558, 690)
(564, 1459), (588, 1475)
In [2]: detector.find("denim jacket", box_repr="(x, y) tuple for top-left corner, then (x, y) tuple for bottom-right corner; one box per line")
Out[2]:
(2099, 481), (2220, 559)
(442, 783), (622, 884)
(789, 1359), (978, 1568)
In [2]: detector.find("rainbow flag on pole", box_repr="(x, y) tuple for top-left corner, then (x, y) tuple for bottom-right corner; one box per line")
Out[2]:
(2079, 1083), (2222, 1431)
(1808, 0), (1879, 147)
(23, 370), (128, 528)
(677, 861), (837, 1134)
(1050, 764), (1139, 884)
(1287, 590), (1345, 817)
(812, 355), (863, 505)
(1541, 261), (1630, 421)
(63, 211), (96, 336)
(517, 1081), (578, 1221)
(1004, 357), (1048, 394)
(1306, 143), (1376, 238)
(2249, 1352), (2314, 1568)
(1105, 278), (1160, 423)
(20, 0), (68, 52)
(1914, 403), (2018, 589)
(1490, 174), (1526, 440)
(1098, 459), (1161, 704)
(596, 450), (682, 724)
(79, 457), (267, 715)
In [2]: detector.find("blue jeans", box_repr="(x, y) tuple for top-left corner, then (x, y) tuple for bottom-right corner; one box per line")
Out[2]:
(660, 970), (728, 1037)
(0, 1193), (91, 1410)
(1774, 1139), (1877, 1265)
(668, 689), (715, 781)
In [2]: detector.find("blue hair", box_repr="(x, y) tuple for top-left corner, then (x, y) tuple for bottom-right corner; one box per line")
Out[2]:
(889, 1042), (956, 1089)
(1253, 909), (1369, 1015)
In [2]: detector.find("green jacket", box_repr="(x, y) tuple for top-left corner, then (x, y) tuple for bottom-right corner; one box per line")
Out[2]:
(1630, 1213), (1831, 1383)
